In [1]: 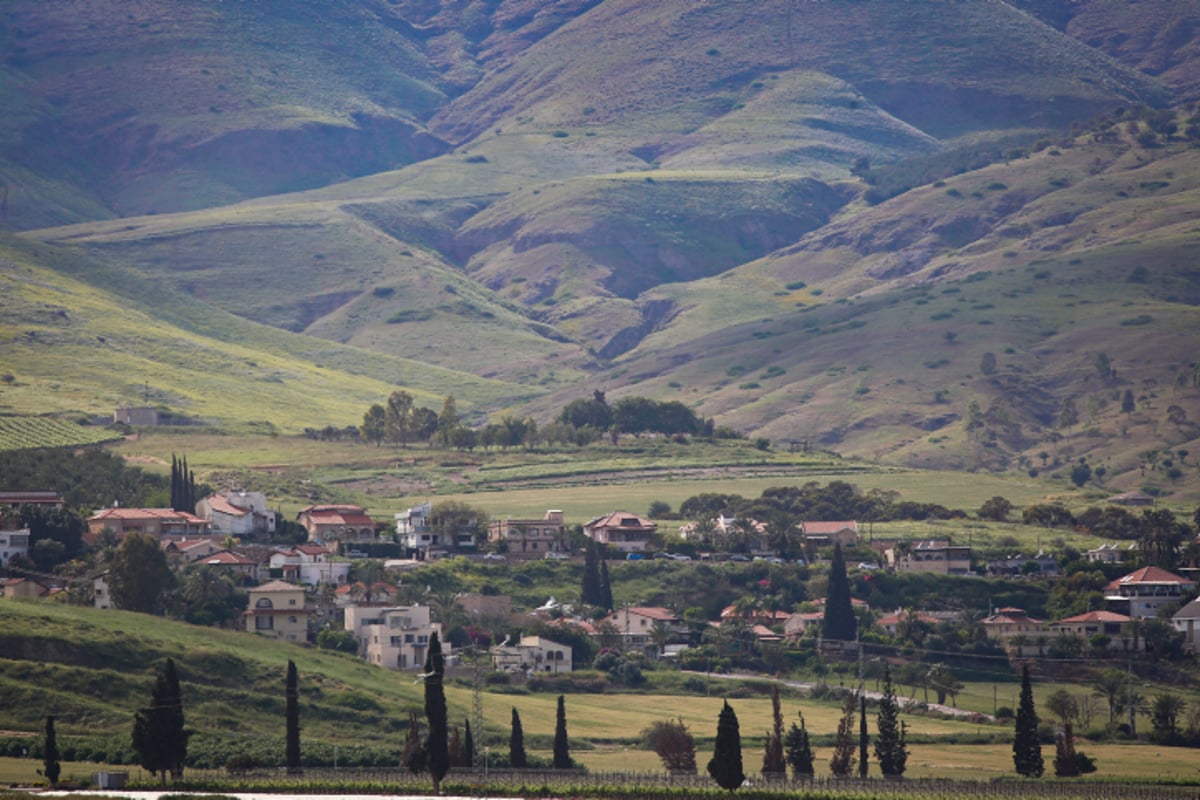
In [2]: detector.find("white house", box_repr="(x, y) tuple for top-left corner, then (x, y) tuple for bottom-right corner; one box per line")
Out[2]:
(344, 604), (445, 670)
(1172, 597), (1200, 653)
(0, 528), (30, 567)
(268, 544), (350, 586)
(196, 491), (276, 539)
(1104, 566), (1196, 619)
(491, 635), (573, 674)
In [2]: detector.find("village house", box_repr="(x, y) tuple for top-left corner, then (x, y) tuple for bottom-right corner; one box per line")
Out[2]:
(395, 502), (477, 558)
(344, 604), (444, 670)
(193, 549), (260, 582)
(196, 491), (276, 540)
(297, 504), (376, 546)
(985, 551), (1060, 577)
(1045, 610), (1137, 652)
(1171, 596), (1200, 654)
(491, 635), (573, 674)
(783, 611), (825, 641)
(2, 576), (51, 599)
(0, 490), (64, 509)
(245, 580), (309, 643)
(584, 512), (656, 554)
(1104, 566), (1196, 619)
(1086, 543), (1132, 564)
(268, 544), (350, 586)
(597, 606), (682, 649)
(801, 521), (859, 549)
(887, 540), (973, 576)
(87, 507), (212, 541)
(982, 607), (1043, 649)
(875, 608), (958, 636)
(0, 528), (30, 567)
(487, 510), (566, 559)
(161, 538), (225, 564)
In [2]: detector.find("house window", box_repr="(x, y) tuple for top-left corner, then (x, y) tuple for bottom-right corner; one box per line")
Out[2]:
(418, 635), (428, 645)
(256, 617), (274, 630)
(289, 616), (297, 624)
(256, 598), (274, 609)
(289, 598), (297, 606)
(405, 634), (415, 643)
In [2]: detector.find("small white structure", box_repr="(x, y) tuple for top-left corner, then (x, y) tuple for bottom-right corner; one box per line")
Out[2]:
(344, 604), (445, 670)
(0, 528), (30, 566)
(491, 635), (573, 674)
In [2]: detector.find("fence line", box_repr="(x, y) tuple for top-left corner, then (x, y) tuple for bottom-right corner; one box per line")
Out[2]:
(151, 765), (1200, 799)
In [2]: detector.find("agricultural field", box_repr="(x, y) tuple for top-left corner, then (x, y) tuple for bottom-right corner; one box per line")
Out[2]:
(0, 416), (124, 452)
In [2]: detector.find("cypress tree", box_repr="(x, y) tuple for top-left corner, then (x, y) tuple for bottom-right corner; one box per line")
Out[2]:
(42, 716), (60, 788)
(132, 658), (189, 786)
(553, 694), (572, 768)
(286, 660), (301, 774)
(859, 693), (869, 779)
(600, 559), (613, 612)
(875, 666), (907, 777)
(784, 711), (814, 779)
(170, 455), (179, 511)
(403, 711), (427, 775)
(509, 707), (528, 768)
(463, 719), (475, 768)
(822, 543), (857, 641)
(1013, 664), (1044, 777)
(706, 700), (745, 792)
(761, 684), (785, 777)
(581, 542), (602, 607)
(829, 693), (857, 778)
(423, 631), (449, 792)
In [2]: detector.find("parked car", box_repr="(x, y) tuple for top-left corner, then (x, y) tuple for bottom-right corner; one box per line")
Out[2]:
(626, 552), (645, 560)
(669, 553), (692, 561)
(543, 551), (570, 560)
(483, 552), (506, 561)
(730, 554), (750, 562)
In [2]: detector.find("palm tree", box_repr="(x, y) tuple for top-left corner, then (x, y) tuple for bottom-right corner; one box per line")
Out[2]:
(1092, 668), (1127, 723)
(765, 512), (798, 559)
(649, 621), (673, 660)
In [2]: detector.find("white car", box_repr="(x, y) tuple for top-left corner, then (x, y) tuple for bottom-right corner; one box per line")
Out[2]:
(483, 552), (505, 561)
(543, 551), (570, 560)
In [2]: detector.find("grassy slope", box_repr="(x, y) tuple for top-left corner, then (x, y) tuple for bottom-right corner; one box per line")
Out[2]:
(0, 234), (526, 429)
(4, 597), (1200, 784)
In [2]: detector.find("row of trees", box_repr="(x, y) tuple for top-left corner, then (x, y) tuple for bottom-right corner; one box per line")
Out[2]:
(559, 391), (718, 438)
(702, 673), (909, 790)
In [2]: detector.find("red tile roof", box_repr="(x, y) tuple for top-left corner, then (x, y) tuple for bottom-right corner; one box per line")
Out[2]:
(1105, 566), (1194, 590)
(803, 521), (858, 534)
(1055, 610), (1131, 624)
(585, 512), (656, 530)
(203, 494), (252, 516)
(90, 507), (208, 524)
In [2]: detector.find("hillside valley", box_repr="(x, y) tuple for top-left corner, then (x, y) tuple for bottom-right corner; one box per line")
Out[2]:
(0, 1), (1199, 498)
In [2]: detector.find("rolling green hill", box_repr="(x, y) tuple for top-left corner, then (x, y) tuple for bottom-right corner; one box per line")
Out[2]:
(2, 0), (1199, 499)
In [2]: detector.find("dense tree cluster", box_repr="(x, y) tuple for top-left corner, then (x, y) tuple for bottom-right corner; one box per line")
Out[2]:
(0, 448), (168, 509)
(679, 481), (964, 526)
(559, 391), (715, 439)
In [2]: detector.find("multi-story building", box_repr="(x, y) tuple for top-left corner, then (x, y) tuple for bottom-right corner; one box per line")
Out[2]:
(487, 510), (566, 559)
(583, 512), (656, 554)
(196, 491), (276, 539)
(1104, 566), (1196, 619)
(267, 544), (350, 586)
(86, 507), (211, 541)
(245, 580), (309, 643)
(344, 604), (444, 670)
(297, 504), (375, 546)
(887, 540), (972, 575)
